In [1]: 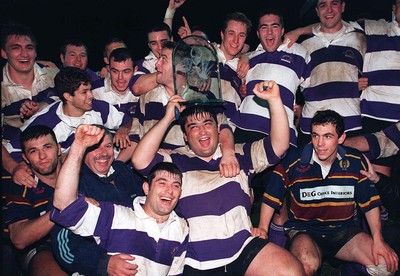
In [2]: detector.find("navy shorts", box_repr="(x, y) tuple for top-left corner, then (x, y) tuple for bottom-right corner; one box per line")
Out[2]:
(286, 225), (362, 259)
(183, 237), (270, 275)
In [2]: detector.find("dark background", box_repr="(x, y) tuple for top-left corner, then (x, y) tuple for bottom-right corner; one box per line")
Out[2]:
(1, 0), (395, 71)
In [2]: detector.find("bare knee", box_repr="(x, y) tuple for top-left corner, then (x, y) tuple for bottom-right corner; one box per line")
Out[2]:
(296, 251), (320, 276)
(290, 235), (322, 276)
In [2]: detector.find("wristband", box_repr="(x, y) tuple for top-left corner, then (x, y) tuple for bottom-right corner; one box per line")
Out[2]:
(164, 8), (175, 19)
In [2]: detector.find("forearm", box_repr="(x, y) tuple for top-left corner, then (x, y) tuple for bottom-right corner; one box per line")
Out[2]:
(9, 213), (54, 249)
(343, 135), (370, 152)
(258, 203), (276, 232)
(268, 97), (290, 157)
(219, 128), (235, 155)
(132, 73), (158, 96)
(131, 115), (173, 170)
(365, 207), (384, 242)
(53, 144), (86, 210)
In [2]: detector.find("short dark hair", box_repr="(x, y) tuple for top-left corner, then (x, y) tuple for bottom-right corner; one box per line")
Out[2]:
(146, 23), (172, 39)
(179, 105), (218, 134)
(109, 47), (135, 66)
(1, 22), (37, 50)
(60, 38), (88, 57)
(102, 37), (127, 58)
(147, 162), (182, 186)
(54, 67), (92, 102)
(258, 9), (285, 28)
(20, 125), (58, 154)
(316, 0), (344, 7)
(222, 12), (252, 36)
(311, 110), (345, 137)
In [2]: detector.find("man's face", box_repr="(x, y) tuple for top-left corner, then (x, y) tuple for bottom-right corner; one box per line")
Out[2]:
(84, 134), (114, 175)
(183, 112), (219, 161)
(61, 45), (88, 70)
(220, 20), (248, 60)
(147, 30), (170, 58)
(394, 0), (400, 26)
(143, 170), (182, 219)
(155, 48), (173, 87)
(257, 14), (284, 53)
(109, 58), (135, 94)
(316, 0), (345, 33)
(311, 123), (345, 166)
(1, 35), (37, 74)
(22, 134), (61, 176)
(64, 82), (93, 115)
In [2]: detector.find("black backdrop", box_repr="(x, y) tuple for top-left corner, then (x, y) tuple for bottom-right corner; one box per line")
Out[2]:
(1, 0), (394, 71)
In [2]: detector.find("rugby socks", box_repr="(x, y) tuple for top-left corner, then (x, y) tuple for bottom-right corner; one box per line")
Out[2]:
(268, 222), (287, 248)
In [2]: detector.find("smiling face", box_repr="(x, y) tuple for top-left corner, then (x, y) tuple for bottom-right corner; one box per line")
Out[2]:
(142, 170), (182, 222)
(316, 0), (345, 33)
(84, 133), (114, 176)
(64, 82), (93, 116)
(109, 58), (134, 94)
(22, 134), (61, 176)
(183, 112), (219, 161)
(220, 20), (248, 60)
(311, 122), (346, 166)
(1, 34), (37, 74)
(257, 14), (284, 53)
(60, 44), (88, 70)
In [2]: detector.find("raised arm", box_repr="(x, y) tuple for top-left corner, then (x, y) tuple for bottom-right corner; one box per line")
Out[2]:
(163, 0), (187, 34)
(53, 125), (105, 210)
(131, 95), (186, 170)
(253, 80), (290, 157)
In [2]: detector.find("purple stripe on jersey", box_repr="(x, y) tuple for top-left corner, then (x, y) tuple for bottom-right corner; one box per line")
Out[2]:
(249, 51), (309, 80)
(366, 35), (400, 52)
(186, 229), (251, 262)
(222, 101), (238, 119)
(302, 82), (359, 101)
(361, 100), (400, 121)
(10, 102), (63, 149)
(91, 78), (106, 90)
(136, 59), (152, 75)
(219, 64), (241, 92)
(230, 112), (298, 146)
(384, 123), (400, 149)
(2, 98), (29, 116)
(143, 102), (166, 121)
(105, 229), (179, 265)
(363, 70), (400, 86)
(170, 153), (220, 174)
(301, 115), (362, 133)
(114, 102), (137, 118)
(309, 46), (363, 71)
(92, 99), (111, 124)
(51, 197), (90, 228)
(175, 182), (251, 219)
(245, 81), (296, 110)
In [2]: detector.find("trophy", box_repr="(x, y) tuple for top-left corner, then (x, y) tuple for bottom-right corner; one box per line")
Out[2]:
(172, 35), (224, 107)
